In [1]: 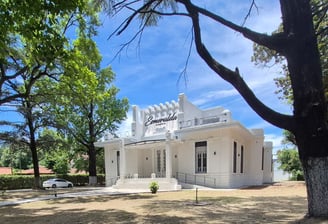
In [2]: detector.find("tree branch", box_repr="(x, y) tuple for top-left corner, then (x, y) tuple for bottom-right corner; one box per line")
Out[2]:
(177, 26), (193, 88)
(176, 0), (289, 55)
(241, 0), (258, 26)
(115, 0), (157, 35)
(183, 0), (295, 131)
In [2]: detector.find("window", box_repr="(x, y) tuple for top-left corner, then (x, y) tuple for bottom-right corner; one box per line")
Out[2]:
(195, 141), (207, 173)
(261, 147), (264, 170)
(163, 149), (166, 172)
(240, 145), (244, 173)
(233, 141), (237, 173)
(157, 150), (161, 173)
(116, 151), (120, 176)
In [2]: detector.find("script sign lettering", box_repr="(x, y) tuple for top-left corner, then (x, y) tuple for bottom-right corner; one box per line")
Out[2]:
(145, 112), (177, 126)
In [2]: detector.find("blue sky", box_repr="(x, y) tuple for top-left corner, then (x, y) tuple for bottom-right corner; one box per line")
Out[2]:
(93, 1), (291, 154)
(1, 1), (291, 155)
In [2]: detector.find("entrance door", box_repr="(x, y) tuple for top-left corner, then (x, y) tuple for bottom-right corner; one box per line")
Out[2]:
(156, 149), (166, 177)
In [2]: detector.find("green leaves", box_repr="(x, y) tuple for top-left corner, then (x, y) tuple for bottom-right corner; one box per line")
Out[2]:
(277, 149), (303, 180)
(0, 0), (106, 184)
(251, 0), (327, 103)
(0, 0), (100, 104)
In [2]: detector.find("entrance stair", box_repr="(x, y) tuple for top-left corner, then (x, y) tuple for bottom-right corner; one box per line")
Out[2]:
(112, 177), (181, 191)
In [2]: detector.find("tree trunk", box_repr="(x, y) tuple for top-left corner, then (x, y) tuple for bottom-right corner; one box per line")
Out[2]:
(31, 145), (40, 188)
(302, 156), (328, 217)
(26, 101), (40, 189)
(295, 116), (328, 217)
(280, 0), (328, 217)
(88, 144), (97, 186)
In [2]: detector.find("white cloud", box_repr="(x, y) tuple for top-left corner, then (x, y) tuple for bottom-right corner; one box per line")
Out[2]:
(192, 88), (239, 106)
(117, 110), (133, 137)
(265, 133), (285, 154)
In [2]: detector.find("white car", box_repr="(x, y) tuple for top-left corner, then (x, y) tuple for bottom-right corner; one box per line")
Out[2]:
(42, 178), (73, 188)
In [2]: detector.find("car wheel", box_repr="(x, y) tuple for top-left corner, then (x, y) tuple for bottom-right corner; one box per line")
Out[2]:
(68, 184), (72, 188)
(52, 184), (57, 188)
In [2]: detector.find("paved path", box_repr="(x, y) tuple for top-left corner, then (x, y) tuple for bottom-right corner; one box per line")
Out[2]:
(0, 187), (150, 207)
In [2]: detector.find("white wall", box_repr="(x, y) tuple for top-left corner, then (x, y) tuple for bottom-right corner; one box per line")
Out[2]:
(207, 136), (231, 174)
(124, 149), (138, 177)
(245, 134), (264, 186)
(177, 141), (195, 174)
(105, 146), (119, 186)
(263, 142), (273, 183)
(137, 148), (153, 178)
(175, 124), (268, 188)
(171, 147), (179, 177)
(178, 94), (202, 127)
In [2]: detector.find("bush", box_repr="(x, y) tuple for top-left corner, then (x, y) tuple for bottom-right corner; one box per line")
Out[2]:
(0, 175), (35, 190)
(0, 174), (106, 190)
(290, 170), (304, 181)
(149, 181), (159, 194)
(277, 149), (304, 181)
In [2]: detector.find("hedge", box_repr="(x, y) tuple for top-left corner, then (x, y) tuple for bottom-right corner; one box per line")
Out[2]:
(0, 174), (105, 190)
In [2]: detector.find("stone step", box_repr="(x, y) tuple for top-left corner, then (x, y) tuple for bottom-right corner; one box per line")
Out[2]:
(113, 178), (181, 191)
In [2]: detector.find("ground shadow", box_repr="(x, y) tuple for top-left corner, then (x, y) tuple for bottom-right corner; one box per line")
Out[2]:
(44, 193), (156, 205)
(0, 192), (313, 223)
(0, 205), (139, 224)
(140, 195), (308, 223)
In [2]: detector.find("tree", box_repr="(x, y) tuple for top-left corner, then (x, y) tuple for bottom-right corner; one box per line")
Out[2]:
(1, 92), (46, 188)
(0, 0), (90, 105)
(102, 0), (328, 217)
(43, 37), (129, 185)
(277, 149), (304, 180)
(0, 144), (32, 170)
(42, 150), (70, 175)
(38, 129), (72, 175)
(0, 0), (101, 188)
(1, 85), (70, 185)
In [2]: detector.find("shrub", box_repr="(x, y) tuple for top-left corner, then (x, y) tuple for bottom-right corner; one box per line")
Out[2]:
(0, 174), (106, 190)
(290, 170), (304, 181)
(0, 175), (35, 190)
(149, 181), (159, 194)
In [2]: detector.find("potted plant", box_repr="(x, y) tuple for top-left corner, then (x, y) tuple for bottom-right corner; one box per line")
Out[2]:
(149, 181), (159, 194)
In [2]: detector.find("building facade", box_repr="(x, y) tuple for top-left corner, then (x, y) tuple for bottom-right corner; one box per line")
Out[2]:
(96, 93), (273, 189)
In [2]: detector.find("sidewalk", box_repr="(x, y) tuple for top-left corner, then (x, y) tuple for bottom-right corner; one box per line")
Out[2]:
(0, 187), (150, 207)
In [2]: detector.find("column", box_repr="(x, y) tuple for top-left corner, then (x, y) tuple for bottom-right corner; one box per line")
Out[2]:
(120, 138), (126, 180)
(165, 131), (172, 179)
(104, 146), (111, 186)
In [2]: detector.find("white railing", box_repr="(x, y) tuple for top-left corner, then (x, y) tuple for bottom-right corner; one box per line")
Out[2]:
(176, 172), (218, 188)
(179, 115), (225, 129)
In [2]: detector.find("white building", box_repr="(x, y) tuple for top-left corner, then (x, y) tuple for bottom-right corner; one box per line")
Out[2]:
(96, 93), (273, 190)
